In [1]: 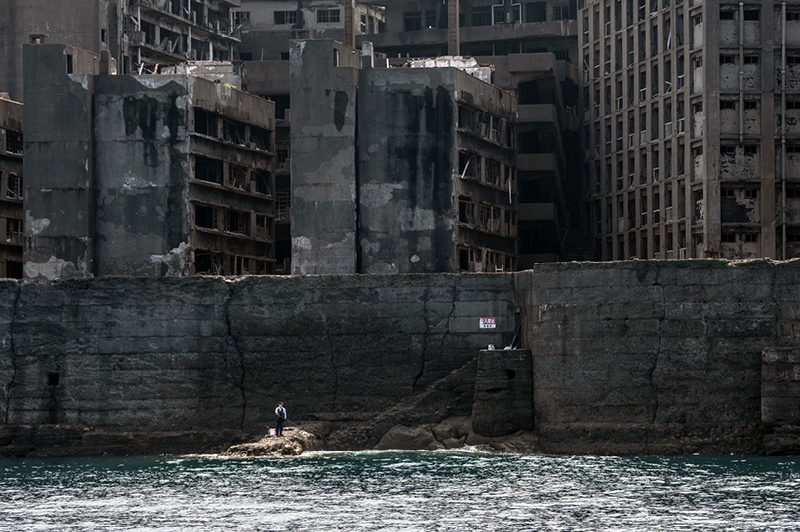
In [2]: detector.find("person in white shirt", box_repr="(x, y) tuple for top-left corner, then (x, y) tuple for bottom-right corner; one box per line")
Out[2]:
(275, 402), (287, 436)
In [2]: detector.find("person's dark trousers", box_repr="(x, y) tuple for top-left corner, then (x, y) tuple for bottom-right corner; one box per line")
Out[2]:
(276, 418), (285, 436)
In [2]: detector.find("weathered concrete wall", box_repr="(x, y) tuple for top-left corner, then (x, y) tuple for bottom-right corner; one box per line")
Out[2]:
(92, 75), (192, 277)
(516, 260), (800, 455)
(4, 260), (800, 455)
(290, 39), (360, 274)
(0, 274), (515, 434)
(357, 68), (457, 274)
(23, 44), (100, 280)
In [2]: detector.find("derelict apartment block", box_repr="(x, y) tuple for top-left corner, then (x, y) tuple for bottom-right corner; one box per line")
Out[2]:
(364, 0), (582, 264)
(0, 95), (23, 278)
(124, 0), (243, 73)
(290, 39), (517, 275)
(23, 44), (276, 279)
(582, 0), (800, 260)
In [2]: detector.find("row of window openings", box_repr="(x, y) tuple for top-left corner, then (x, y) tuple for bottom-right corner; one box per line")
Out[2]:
(585, 0), (774, 42)
(457, 153), (515, 190)
(273, 8), (341, 25)
(194, 204), (271, 240)
(193, 108), (271, 151)
(194, 156), (271, 196)
(593, 144), (800, 193)
(457, 199), (517, 238)
(590, 97), (781, 148)
(458, 247), (515, 273)
(195, 251), (270, 276)
(457, 105), (515, 148)
(404, 2), (576, 31)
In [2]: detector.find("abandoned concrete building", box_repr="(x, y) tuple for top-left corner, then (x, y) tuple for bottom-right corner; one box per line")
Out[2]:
(0, 0), (242, 102)
(0, 95), (23, 279)
(236, 0), (385, 60)
(23, 44), (276, 279)
(364, 0), (578, 62)
(582, 0), (800, 260)
(360, 0), (582, 263)
(235, 1), (387, 271)
(291, 39), (517, 274)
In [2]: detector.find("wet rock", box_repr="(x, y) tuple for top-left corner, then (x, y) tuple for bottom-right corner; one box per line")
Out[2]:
(222, 428), (320, 457)
(373, 424), (444, 451)
(432, 416), (471, 442)
(442, 436), (467, 449)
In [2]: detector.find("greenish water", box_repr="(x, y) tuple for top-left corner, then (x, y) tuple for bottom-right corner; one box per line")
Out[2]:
(0, 451), (798, 531)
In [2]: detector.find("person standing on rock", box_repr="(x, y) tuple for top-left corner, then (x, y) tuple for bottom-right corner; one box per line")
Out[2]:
(275, 402), (287, 436)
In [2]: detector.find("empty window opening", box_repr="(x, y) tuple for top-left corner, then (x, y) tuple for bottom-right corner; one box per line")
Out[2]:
(195, 205), (218, 230)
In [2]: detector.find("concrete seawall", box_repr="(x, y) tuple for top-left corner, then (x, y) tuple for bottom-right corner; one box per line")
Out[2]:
(1, 260), (799, 455)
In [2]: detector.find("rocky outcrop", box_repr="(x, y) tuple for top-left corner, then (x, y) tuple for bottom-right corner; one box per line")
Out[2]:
(222, 428), (321, 456)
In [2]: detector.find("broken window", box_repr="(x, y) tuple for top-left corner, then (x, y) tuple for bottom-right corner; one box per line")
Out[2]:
(458, 198), (476, 224)
(253, 170), (270, 195)
(195, 204), (218, 230)
(486, 160), (500, 186)
(195, 251), (222, 274)
(195, 156), (223, 185)
(459, 152), (479, 180)
(250, 127), (270, 151)
(228, 210), (250, 235)
(276, 191), (290, 221)
(5, 131), (22, 155)
(5, 219), (21, 244)
(230, 165), (247, 190)
(6, 174), (21, 200)
(194, 108), (217, 137)
(222, 119), (246, 145)
(255, 215), (269, 239)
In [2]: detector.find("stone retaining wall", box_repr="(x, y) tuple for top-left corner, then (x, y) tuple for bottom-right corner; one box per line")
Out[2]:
(3, 260), (800, 455)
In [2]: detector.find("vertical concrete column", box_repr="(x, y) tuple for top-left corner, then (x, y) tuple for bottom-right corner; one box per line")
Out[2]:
(361, 41), (374, 69)
(23, 44), (97, 279)
(448, 0), (460, 56)
(290, 40), (359, 274)
(472, 349), (533, 437)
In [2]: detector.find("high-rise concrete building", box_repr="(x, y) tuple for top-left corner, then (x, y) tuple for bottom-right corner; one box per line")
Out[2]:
(0, 94), (23, 278)
(290, 39), (518, 274)
(363, 0), (578, 62)
(364, 0), (583, 263)
(0, 0), (242, 101)
(24, 44), (276, 279)
(236, 0), (385, 60)
(581, 0), (800, 260)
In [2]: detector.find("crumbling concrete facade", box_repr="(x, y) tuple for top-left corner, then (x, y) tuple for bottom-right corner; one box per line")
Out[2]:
(23, 44), (276, 279)
(0, 0), (242, 102)
(237, 0), (385, 60)
(290, 39), (517, 274)
(0, 0), (119, 102)
(362, 0), (578, 63)
(1, 260), (800, 456)
(0, 95), (23, 279)
(582, 0), (800, 261)
(126, 0), (242, 73)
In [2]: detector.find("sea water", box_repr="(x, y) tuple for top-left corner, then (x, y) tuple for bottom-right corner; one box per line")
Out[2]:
(0, 451), (798, 531)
